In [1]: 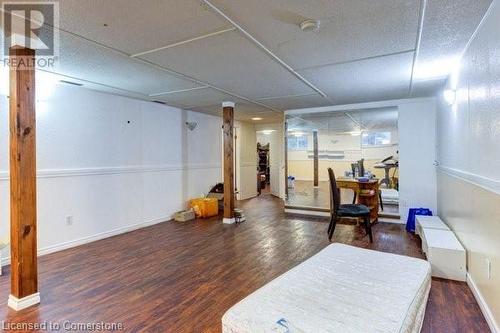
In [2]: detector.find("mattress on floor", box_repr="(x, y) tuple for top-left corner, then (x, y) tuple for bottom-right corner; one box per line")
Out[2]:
(381, 189), (399, 204)
(222, 244), (431, 333)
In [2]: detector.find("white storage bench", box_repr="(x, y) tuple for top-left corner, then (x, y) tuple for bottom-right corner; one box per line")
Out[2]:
(415, 215), (450, 237)
(416, 217), (466, 282)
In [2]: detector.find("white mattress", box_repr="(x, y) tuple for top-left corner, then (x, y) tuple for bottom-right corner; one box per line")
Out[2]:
(223, 244), (431, 333)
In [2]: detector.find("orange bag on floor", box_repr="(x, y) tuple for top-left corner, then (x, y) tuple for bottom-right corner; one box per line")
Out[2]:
(189, 198), (218, 218)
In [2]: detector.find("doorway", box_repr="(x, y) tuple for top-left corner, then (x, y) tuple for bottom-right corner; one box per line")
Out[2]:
(256, 129), (279, 197)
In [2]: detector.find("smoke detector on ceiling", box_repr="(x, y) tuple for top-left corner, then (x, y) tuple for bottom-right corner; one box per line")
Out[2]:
(300, 19), (320, 32)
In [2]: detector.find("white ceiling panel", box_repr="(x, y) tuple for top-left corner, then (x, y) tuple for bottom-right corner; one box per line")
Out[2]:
(414, 0), (492, 80)
(192, 100), (271, 114)
(298, 52), (415, 105)
(209, 0), (419, 69)
(59, 0), (228, 55)
(141, 31), (314, 99)
(257, 94), (330, 110)
(191, 105), (283, 122)
(411, 79), (445, 98)
(154, 87), (234, 109)
(289, 108), (398, 132)
(50, 29), (200, 96)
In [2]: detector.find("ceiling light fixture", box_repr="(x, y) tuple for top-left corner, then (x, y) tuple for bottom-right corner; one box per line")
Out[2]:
(293, 132), (305, 137)
(300, 19), (320, 32)
(251, 117), (262, 121)
(261, 130), (275, 135)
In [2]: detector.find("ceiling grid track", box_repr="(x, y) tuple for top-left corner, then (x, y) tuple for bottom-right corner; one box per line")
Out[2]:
(408, 0), (427, 95)
(149, 86), (210, 97)
(130, 27), (236, 58)
(201, 0), (332, 102)
(38, 24), (285, 114)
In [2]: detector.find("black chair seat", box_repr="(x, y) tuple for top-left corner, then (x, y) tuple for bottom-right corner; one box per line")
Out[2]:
(338, 204), (370, 217)
(327, 168), (373, 243)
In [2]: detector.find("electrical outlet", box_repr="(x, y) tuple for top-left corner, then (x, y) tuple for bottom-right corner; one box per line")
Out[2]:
(65, 215), (73, 226)
(486, 259), (491, 280)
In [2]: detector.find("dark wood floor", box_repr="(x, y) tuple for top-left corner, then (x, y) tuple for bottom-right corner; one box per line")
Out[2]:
(0, 195), (489, 332)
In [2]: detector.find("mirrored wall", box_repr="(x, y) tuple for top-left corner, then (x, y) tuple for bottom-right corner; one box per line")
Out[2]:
(285, 108), (400, 218)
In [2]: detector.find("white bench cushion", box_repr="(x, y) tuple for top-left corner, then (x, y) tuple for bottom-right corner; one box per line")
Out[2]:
(415, 216), (450, 238)
(223, 244), (431, 333)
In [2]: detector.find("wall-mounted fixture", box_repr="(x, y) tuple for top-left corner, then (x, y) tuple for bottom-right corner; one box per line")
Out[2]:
(186, 121), (198, 131)
(260, 130), (275, 135)
(292, 132), (305, 137)
(443, 89), (457, 106)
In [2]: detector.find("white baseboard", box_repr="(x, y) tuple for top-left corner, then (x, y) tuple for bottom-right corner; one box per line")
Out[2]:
(1, 215), (171, 268)
(379, 218), (405, 225)
(238, 193), (258, 201)
(467, 272), (499, 333)
(8, 293), (40, 311)
(284, 208), (330, 217)
(223, 217), (236, 224)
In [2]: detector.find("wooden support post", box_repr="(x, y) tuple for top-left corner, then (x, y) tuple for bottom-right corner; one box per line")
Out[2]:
(222, 102), (235, 224)
(8, 47), (40, 311)
(284, 121), (288, 200)
(313, 130), (319, 187)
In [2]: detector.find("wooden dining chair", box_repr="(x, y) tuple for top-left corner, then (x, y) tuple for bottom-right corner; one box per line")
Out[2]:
(327, 168), (373, 243)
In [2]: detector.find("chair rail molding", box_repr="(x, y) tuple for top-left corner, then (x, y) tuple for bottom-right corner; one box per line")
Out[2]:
(0, 163), (222, 180)
(437, 165), (500, 196)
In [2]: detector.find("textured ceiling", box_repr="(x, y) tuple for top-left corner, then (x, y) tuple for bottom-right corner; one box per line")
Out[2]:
(288, 108), (398, 133)
(1, 0), (492, 122)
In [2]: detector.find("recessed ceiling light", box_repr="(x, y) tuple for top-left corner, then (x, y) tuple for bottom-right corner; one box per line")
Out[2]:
(300, 19), (320, 32)
(252, 117), (262, 121)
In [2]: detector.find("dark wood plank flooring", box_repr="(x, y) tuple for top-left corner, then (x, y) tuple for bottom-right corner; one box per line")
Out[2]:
(0, 195), (489, 332)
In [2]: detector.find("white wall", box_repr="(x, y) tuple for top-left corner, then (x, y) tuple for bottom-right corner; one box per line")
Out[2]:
(0, 83), (222, 265)
(436, 1), (500, 330)
(236, 121), (258, 200)
(398, 99), (438, 221)
(287, 129), (399, 163)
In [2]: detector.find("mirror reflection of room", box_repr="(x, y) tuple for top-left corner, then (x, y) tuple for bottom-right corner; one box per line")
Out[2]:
(286, 108), (399, 219)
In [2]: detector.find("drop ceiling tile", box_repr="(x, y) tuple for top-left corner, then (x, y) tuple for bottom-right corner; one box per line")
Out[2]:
(209, 0), (419, 69)
(238, 111), (283, 122)
(415, 0), (492, 80)
(59, 0), (228, 55)
(141, 31), (314, 99)
(191, 101), (272, 114)
(51, 29), (200, 95)
(411, 79), (445, 98)
(155, 87), (234, 108)
(257, 93), (330, 110)
(298, 52), (414, 105)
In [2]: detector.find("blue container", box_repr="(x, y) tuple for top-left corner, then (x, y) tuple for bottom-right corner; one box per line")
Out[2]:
(406, 208), (433, 232)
